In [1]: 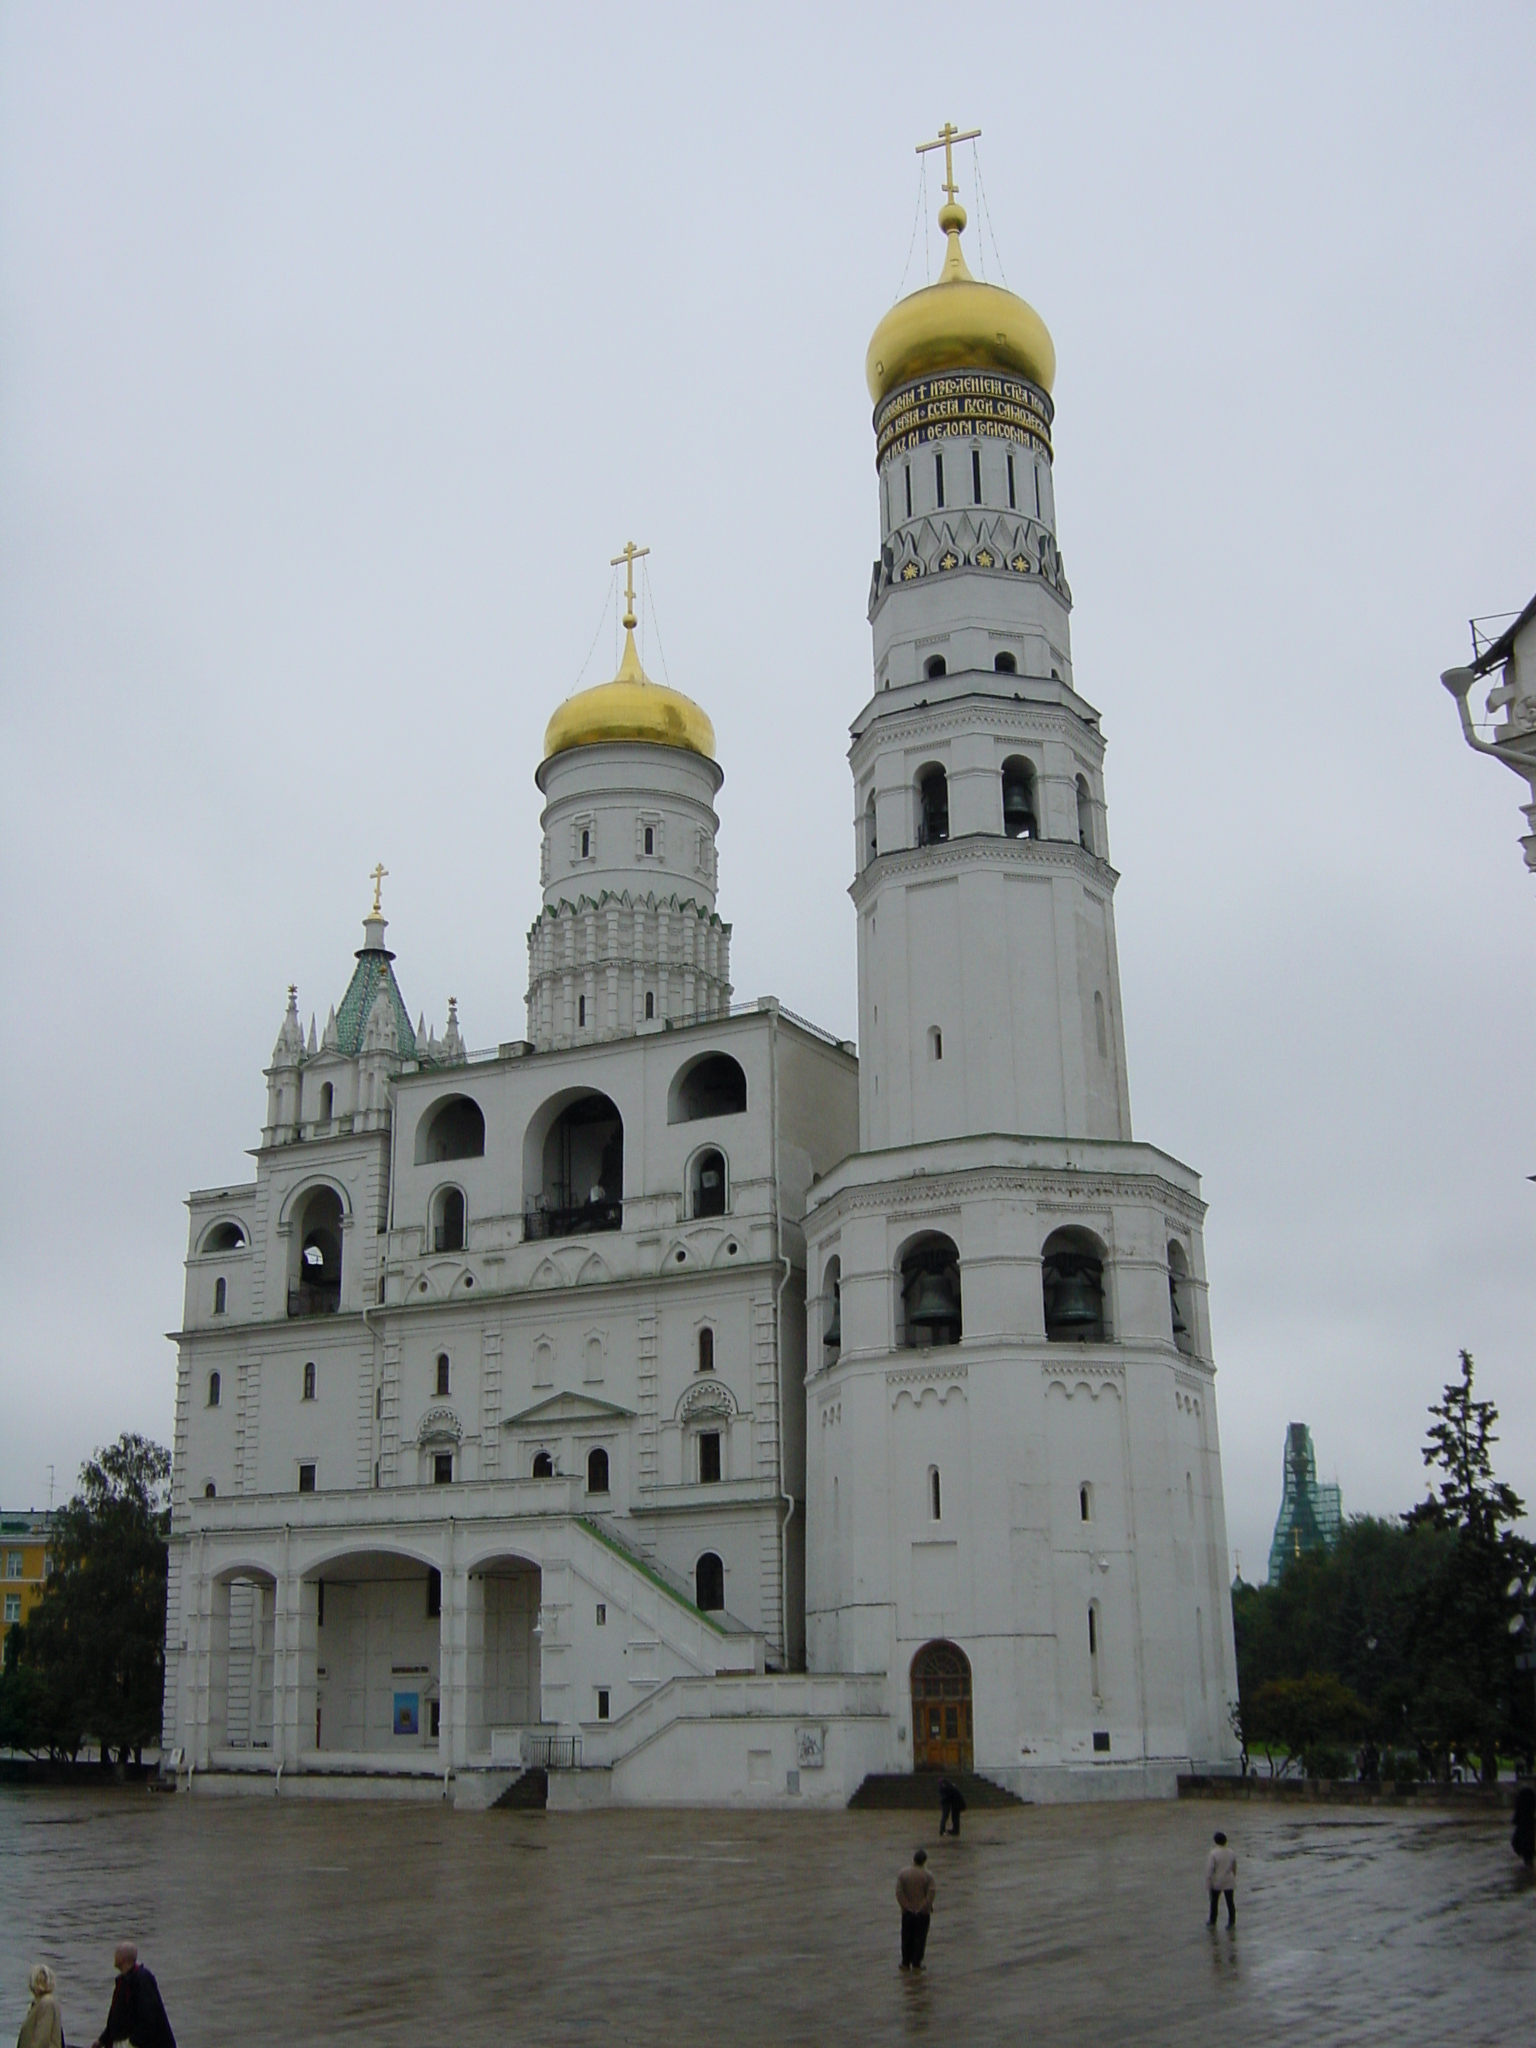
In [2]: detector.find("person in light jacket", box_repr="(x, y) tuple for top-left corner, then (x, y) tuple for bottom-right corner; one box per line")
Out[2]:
(1205, 1831), (1237, 1926)
(896, 1847), (937, 1970)
(16, 1964), (64, 2048)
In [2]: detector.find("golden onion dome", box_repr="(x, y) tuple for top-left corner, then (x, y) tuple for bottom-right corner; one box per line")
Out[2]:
(543, 623), (715, 762)
(866, 201), (1055, 404)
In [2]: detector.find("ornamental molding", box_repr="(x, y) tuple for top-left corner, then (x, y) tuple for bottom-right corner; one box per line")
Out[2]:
(885, 1361), (969, 1389)
(676, 1378), (739, 1424)
(850, 697), (1104, 761)
(416, 1404), (463, 1447)
(851, 834), (1119, 907)
(809, 1168), (1206, 1233)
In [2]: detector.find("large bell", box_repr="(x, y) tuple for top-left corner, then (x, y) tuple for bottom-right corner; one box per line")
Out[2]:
(1168, 1275), (1188, 1336)
(1047, 1258), (1102, 1333)
(908, 1269), (960, 1337)
(824, 1283), (842, 1348)
(1003, 785), (1037, 838)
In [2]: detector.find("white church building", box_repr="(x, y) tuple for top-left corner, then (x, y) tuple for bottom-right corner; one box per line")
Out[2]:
(163, 143), (1240, 1806)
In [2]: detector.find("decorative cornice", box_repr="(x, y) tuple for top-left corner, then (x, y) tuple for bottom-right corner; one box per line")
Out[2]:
(851, 830), (1118, 907)
(416, 1404), (463, 1446)
(849, 694), (1103, 765)
(885, 1361), (969, 1388)
(808, 1165), (1206, 1232)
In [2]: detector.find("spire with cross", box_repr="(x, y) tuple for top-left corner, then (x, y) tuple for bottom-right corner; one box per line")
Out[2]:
(916, 121), (981, 210)
(611, 540), (650, 632)
(369, 863), (388, 917)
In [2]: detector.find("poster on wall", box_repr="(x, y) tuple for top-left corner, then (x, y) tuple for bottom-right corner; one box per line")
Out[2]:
(393, 1692), (420, 1738)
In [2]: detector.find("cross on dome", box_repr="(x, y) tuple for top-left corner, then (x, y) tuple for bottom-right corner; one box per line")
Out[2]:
(610, 540), (650, 633)
(915, 121), (980, 210)
(369, 862), (389, 916)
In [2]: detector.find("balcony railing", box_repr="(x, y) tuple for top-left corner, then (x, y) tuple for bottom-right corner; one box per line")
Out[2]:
(523, 1200), (623, 1242)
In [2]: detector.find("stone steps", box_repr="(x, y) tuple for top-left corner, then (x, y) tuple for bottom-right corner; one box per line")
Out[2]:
(492, 1767), (548, 1811)
(848, 1771), (1025, 1812)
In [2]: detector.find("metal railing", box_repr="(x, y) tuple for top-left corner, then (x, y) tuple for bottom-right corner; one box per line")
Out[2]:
(521, 1732), (582, 1771)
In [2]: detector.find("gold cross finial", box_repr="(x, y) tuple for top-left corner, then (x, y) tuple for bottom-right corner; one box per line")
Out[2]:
(916, 121), (981, 207)
(369, 863), (388, 916)
(610, 540), (650, 632)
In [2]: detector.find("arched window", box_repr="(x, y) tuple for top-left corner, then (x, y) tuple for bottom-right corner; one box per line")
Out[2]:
(643, 825), (655, 855)
(1167, 1242), (1194, 1355)
(698, 1327), (715, 1373)
(578, 994), (587, 1026)
(207, 1371), (221, 1408)
(302, 1360), (316, 1401)
(668, 1053), (747, 1123)
(526, 1091), (624, 1237)
(204, 1481), (217, 1499)
(1079, 1483), (1093, 1523)
(924, 654), (948, 680)
(587, 1447), (610, 1495)
(695, 1552), (725, 1612)
(691, 1148), (727, 1218)
(204, 1221), (247, 1253)
(929, 1466), (942, 1521)
(917, 766), (949, 847)
(822, 1256), (841, 1359)
(927, 1026), (943, 1062)
(899, 1233), (962, 1348)
(318, 1082), (333, 1123)
(432, 1186), (466, 1254)
(645, 991), (655, 1020)
(435, 1353), (451, 1397)
(415, 1096), (486, 1166)
(1076, 774), (1095, 854)
(289, 1186), (343, 1318)
(994, 650), (1018, 675)
(1001, 757), (1037, 839)
(580, 827), (591, 858)
(213, 1277), (227, 1315)
(532, 1450), (554, 1479)
(864, 791), (878, 867)
(1042, 1228), (1107, 1343)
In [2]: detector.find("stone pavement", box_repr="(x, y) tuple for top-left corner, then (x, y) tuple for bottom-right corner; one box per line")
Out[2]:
(2, 1788), (1531, 2045)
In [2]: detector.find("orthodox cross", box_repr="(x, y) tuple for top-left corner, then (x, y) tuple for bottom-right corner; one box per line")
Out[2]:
(369, 862), (388, 915)
(916, 121), (981, 206)
(611, 540), (650, 631)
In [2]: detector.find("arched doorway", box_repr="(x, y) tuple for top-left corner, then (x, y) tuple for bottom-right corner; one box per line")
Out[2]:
(910, 1640), (973, 1772)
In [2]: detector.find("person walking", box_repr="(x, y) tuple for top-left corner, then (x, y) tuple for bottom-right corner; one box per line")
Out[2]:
(937, 1776), (967, 1837)
(1513, 1783), (1536, 1870)
(91, 1944), (176, 2048)
(896, 1847), (937, 1971)
(16, 1964), (65, 2048)
(1204, 1831), (1237, 1928)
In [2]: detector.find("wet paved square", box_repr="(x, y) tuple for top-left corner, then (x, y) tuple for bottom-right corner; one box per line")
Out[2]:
(2, 1788), (1531, 2045)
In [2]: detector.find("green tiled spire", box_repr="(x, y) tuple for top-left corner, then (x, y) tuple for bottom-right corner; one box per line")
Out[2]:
(333, 912), (417, 1059)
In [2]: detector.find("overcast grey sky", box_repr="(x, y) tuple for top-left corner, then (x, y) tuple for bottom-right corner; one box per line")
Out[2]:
(1, 2), (1532, 1578)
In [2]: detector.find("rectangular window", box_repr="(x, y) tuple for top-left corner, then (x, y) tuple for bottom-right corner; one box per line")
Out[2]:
(971, 446), (982, 504)
(904, 463), (912, 519)
(1093, 1730), (1111, 1753)
(6, 1554), (22, 1579)
(699, 1431), (722, 1484)
(596, 1603), (606, 1626)
(433, 1453), (453, 1485)
(1007, 452), (1016, 509)
(597, 1688), (610, 1721)
(578, 994), (587, 1026)
(297, 1463), (316, 1493)
(934, 451), (945, 507)
(4, 1594), (19, 1625)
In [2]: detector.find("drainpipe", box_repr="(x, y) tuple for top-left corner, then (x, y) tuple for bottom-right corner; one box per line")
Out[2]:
(273, 1761), (282, 1797)
(769, 1004), (795, 1673)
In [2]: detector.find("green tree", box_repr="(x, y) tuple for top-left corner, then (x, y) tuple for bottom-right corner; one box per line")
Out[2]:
(20, 1434), (171, 1767)
(1245, 1672), (1368, 1777)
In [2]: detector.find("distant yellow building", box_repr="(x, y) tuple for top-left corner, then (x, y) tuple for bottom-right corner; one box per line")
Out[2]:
(1, 1511), (53, 1654)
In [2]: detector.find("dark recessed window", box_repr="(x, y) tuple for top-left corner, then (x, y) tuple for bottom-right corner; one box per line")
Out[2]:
(302, 1361), (316, 1401)
(934, 451), (945, 508)
(699, 1431), (722, 1484)
(298, 1463), (316, 1493)
(597, 1688), (610, 1721)
(1007, 452), (1016, 509)
(580, 828), (591, 858)
(208, 1371), (221, 1408)
(1034, 465), (1042, 518)
(435, 1353), (450, 1397)
(578, 995), (587, 1026)
(972, 447), (982, 504)
(696, 1552), (725, 1611)
(427, 1568), (441, 1617)
(904, 463), (912, 519)
(643, 825), (654, 855)
(698, 1327), (715, 1373)
(532, 1451), (554, 1479)
(1093, 1730), (1111, 1753)
(433, 1452), (453, 1485)
(213, 1277), (226, 1315)
(644, 991), (655, 1020)
(204, 1481), (216, 1499)
(587, 1447), (609, 1495)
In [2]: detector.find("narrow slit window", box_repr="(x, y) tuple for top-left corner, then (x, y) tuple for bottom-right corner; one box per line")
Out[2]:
(904, 463), (912, 519)
(1088, 1607), (1098, 1655)
(435, 1353), (450, 1397)
(578, 994), (587, 1026)
(644, 990), (655, 1019)
(929, 1466), (942, 1520)
(699, 1431), (722, 1484)
(1007, 452), (1016, 509)
(302, 1360), (316, 1401)
(1034, 465), (1042, 518)
(643, 825), (654, 855)
(580, 828), (590, 858)
(208, 1371), (221, 1408)
(698, 1327), (715, 1373)
(1080, 1483), (1092, 1522)
(934, 451), (945, 507)
(213, 1277), (226, 1315)
(972, 447), (982, 504)
(597, 1688), (610, 1721)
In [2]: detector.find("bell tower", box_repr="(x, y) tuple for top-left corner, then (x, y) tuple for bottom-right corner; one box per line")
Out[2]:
(803, 131), (1240, 1797)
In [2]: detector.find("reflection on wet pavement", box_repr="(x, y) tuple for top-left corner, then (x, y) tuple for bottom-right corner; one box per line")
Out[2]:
(2, 1791), (1531, 2045)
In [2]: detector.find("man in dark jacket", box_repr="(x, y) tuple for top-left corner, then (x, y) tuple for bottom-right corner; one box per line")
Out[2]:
(92, 1943), (176, 2048)
(938, 1776), (967, 1836)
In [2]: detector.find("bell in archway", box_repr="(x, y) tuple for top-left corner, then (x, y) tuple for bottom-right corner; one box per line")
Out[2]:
(908, 1269), (960, 1338)
(1168, 1275), (1188, 1336)
(1003, 784), (1036, 838)
(1048, 1260), (1102, 1333)
(823, 1292), (842, 1348)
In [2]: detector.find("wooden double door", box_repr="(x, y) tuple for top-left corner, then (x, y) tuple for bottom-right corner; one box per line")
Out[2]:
(911, 1640), (973, 1772)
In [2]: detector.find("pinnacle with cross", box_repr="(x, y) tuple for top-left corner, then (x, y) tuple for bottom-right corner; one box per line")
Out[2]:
(610, 540), (650, 632)
(369, 863), (388, 916)
(916, 120), (981, 208)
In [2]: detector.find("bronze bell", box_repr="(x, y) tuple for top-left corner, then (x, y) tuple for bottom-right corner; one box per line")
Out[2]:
(1169, 1276), (1188, 1336)
(1048, 1262), (1102, 1331)
(908, 1269), (960, 1335)
(823, 1297), (842, 1348)
(1003, 785), (1036, 838)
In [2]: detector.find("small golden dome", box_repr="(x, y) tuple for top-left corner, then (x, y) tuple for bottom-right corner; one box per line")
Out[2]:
(866, 201), (1055, 404)
(543, 625), (716, 762)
